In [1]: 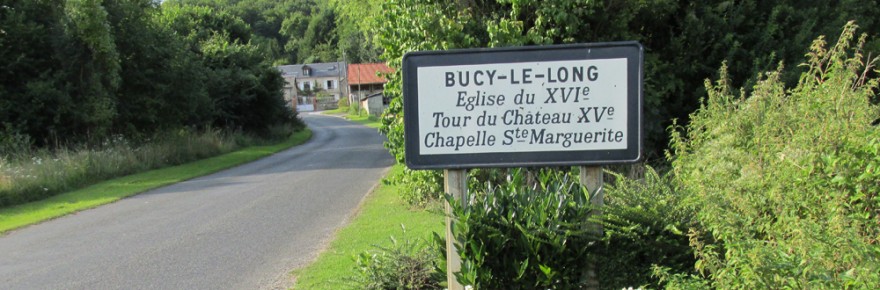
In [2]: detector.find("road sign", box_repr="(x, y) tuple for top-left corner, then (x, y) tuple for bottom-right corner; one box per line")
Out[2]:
(403, 42), (643, 169)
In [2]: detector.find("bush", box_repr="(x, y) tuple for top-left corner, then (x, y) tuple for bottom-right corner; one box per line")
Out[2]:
(669, 23), (880, 288)
(350, 231), (443, 289)
(348, 102), (359, 115)
(0, 128), (33, 161)
(438, 167), (698, 289)
(447, 168), (598, 288)
(387, 168), (443, 208)
(338, 97), (351, 109)
(597, 166), (697, 289)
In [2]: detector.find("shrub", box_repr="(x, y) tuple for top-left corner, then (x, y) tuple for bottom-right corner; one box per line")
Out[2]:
(387, 168), (443, 208)
(597, 166), (697, 289)
(348, 102), (358, 115)
(447, 168), (598, 289)
(338, 97), (351, 109)
(669, 23), (880, 288)
(350, 231), (443, 289)
(439, 167), (698, 289)
(0, 128), (33, 161)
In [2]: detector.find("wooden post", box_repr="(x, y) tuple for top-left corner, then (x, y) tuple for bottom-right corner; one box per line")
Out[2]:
(579, 166), (603, 289)
(444, 169), (467, 290)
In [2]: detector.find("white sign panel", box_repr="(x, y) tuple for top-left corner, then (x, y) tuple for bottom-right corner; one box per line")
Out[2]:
(403, 42), (643, 169)
(416, 58), (627, 155)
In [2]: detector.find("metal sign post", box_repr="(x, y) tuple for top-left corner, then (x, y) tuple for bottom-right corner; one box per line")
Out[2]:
(579, 165), (604, 288)
(444, 169), (467, 290)
(401, 42), (643, 287)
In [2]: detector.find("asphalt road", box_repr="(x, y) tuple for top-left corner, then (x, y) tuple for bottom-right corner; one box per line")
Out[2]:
(0, 114), (394, 289)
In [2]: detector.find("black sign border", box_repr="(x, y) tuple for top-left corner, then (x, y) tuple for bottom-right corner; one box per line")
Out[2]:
(403, 42), (643, 169)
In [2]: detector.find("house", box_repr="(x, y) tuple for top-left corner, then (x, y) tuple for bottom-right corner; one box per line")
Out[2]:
(348, 63), (394, 116)
(278, 61), (348, 112)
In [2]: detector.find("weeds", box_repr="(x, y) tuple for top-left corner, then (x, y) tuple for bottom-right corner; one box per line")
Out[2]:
(0, 126), (299, 207)
(350, 227), (442, 289)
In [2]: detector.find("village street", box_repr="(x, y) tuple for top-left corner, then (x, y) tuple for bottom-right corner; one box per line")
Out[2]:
(0, 114), (393, 289)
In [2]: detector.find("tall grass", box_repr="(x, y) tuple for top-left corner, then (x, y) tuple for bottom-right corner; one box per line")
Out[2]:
(0, 125), (300, 207)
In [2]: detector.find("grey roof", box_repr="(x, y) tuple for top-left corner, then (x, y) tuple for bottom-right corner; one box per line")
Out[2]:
(277, 62), (346, 79)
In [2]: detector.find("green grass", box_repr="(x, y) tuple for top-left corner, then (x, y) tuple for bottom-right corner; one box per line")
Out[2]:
(292, 164), (444, 289)
(343, 114), (381, 128)
(320, 108), (381, 128)
(0, 129), (312, 234)
(322, 107), (347, 114)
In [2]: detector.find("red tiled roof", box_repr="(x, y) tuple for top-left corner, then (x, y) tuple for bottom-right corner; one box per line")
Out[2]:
(348, 63), (394, 85)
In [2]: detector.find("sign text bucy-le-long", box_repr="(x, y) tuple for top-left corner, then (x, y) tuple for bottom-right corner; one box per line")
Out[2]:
(403, 43), (643, 169)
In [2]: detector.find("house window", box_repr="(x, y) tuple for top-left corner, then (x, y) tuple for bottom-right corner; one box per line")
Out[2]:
(302, 67), (311, 76)
(302, 82), (311, 91)
(326, 80), (334, 89)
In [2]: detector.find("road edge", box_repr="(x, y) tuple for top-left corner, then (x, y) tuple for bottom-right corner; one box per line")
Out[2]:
(274, 165), (393, 290)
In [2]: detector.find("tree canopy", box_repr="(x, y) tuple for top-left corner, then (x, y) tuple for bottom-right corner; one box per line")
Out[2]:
(167, 0), (381, 64)
(0, 0), (297, 151)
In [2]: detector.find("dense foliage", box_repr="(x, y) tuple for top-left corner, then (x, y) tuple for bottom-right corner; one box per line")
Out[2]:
(404, 25), (880, 289)
(665, 23), (880, 288)
(167, 0), (382, 64)
(447, 169), (598, 288)
(597, 167), (697, 288)
(435, 167), (695, 289)
(0, 0), (299, 154)
(376, 0), (880, 164)
(370, 1), (880, 288)
(0, 0), (303, 206)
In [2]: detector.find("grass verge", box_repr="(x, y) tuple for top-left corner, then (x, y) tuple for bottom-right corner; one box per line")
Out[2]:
(322, 108), (346, 114)
(343, 114), (381, 128)
(0, 129), (312, 234)
(320, 109), (381, 129)
(292, 164), (444, 289)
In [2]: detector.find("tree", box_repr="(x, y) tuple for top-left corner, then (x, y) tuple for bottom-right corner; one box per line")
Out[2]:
(168, 0), (328, 64)
(106, 0), (213, 135)
(158, 3), (295, 134)
(0, 0), (67, 146)
(0, 0), (298, 150)
(331, 0), (383, 63)
(297, 7), (337, 63)
(0, 0), (121, 144)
